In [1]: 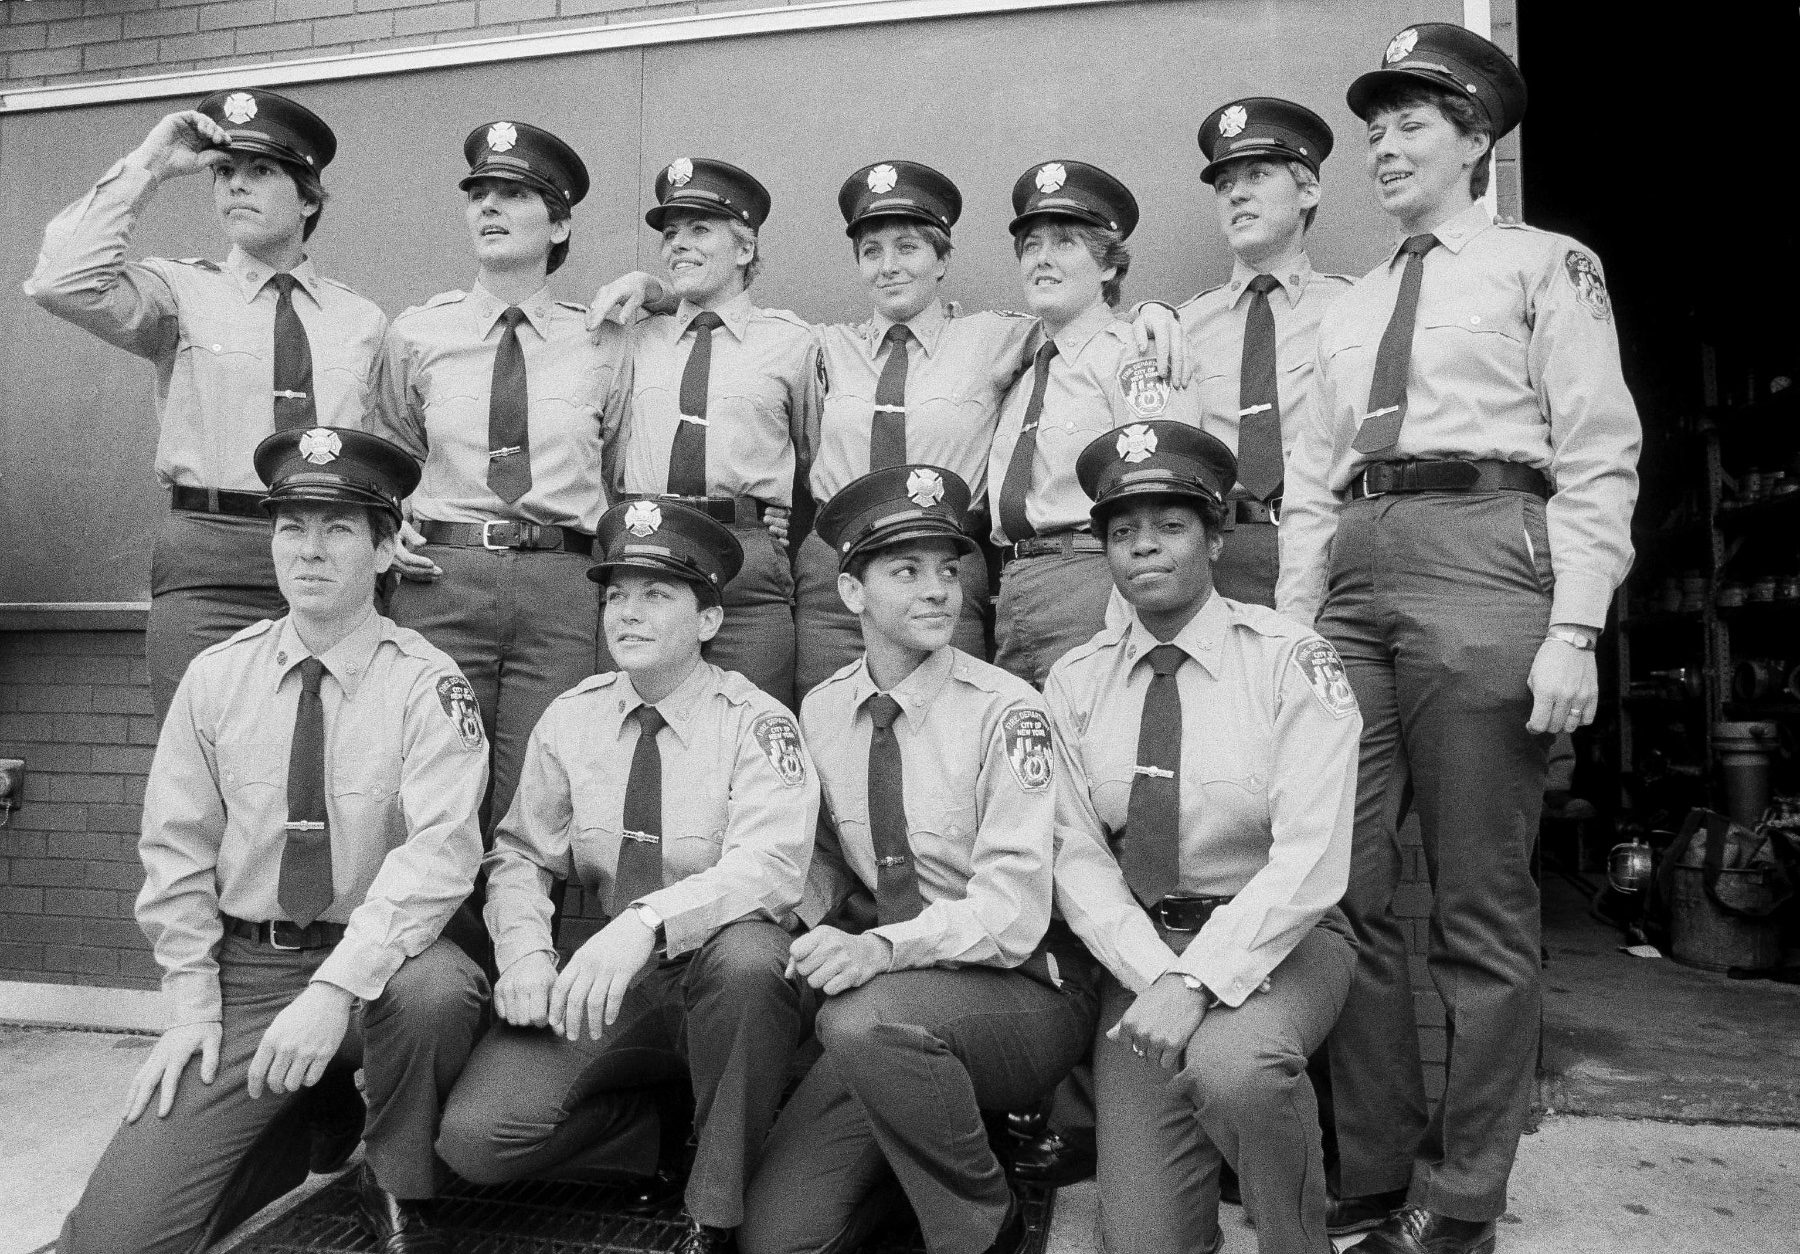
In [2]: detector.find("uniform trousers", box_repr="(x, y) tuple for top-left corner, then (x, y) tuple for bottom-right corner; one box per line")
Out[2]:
(993, 549), (1113, 688)
(436, 920), (805, 1229)
(1316, 492), (1552, 1222)
(147, 510), (286, 724)
(741, 964), (1098, 1254)
(1213, 518), (1278, 609)
(1094, 922), (1352, 1254)
(58, 935), (488, 1254)
(387, 545), (604, 827)
(793, 530), (988, 698)
(709, 524), (797, 706)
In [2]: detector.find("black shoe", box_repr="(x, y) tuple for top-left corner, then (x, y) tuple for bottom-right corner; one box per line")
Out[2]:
(355, 1165), (447, 1254)
(305, 1065), (366, 1175)
(617, 1167), (687, 1217)
(1003, 1108), (1049, 1141)
(1008, 1126), (1096, 1187)
(1219, 1161), (1241, 1206)
(1358, 1204), (1497, 1254)
(676, 1218), (736, 1254)
(983, 1194), (1028, 1254)
(1326, 1186), (1409, 1235)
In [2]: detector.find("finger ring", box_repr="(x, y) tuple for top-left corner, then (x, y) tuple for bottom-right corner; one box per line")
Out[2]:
(1132, 1044), (1147, 1058)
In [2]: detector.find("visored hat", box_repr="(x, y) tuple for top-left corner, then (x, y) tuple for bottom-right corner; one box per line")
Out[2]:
(1347, 22), (1527, 140)
(1008, 159), (1138, 238)
(589, 498), (745, 605)
(196, 88), (335, 172)
(460, 121), (589, 208)
(1197, 96), (1334, 183)
(255, 427), (420, 525)
(816, 465), (978, 572)
(1077, 421), (1237, 526)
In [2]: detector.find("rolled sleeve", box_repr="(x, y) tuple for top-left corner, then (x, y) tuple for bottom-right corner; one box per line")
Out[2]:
(639, 713), (819, 957)
(1175, 637), (1357, 1005)
(1528, 248), (1642, 629)
(1044, 669), (1176, 995)
(314, 668), (486, 1000)
(874, 701), (1053, 971)
(135, 674), (229, 1028)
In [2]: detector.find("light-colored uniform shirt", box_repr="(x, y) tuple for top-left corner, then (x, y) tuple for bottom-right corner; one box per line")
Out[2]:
(1278, 203), (1642, 628)
(24, 154), (386, 492)
(138, 612), (488, 1027)
(987, 301), (1203, 544)
(1047, 593), (1358, 1007)
(799, 647), (1056, 971)
(1177, 255), (1353, 485)
(809, 300), (1035, 505)
(619, 290), (817, 507)
(484, 660), (819, 969)
(376, 283), (633, 534)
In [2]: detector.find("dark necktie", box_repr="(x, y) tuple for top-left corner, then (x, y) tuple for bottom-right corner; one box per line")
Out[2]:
(487, 306), (533, 504)
(669, 311), (724, 496)
(612, 706), (667, 916)
(869, 324), (913, 471)
(269, 273), (316, 433)
(996, 340), (1059, 543)
(278, 657), (333, 926)
(866, 693), (925, 926)
(1122, 644), (1186, 906)
(1353, 233), (1440, 455)
(1236, 274), (1284, 501)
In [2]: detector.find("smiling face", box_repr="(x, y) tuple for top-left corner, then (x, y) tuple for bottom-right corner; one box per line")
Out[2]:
(1016, 221), (1115, 330)
(1365, 101), (1489, 232)
(839, 537), (965, 656)
(855, 222), (948, 324)
(1211, 157), (1317, 267)
(464, 177), (567, 274)
(603, 569), (722, 685)
(661, 209), (754, 305)
(1101, 498), (1222, 635)
(212, 153), (314, 254)
(270, 503), (391, 627)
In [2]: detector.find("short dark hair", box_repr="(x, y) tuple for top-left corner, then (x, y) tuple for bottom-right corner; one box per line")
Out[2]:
(1362, 81), (1493, 199)
(286, 161), (328, 241)
(1013, 220), (1131, 307)
(1096, 493), (1225, 541)
(545, 194), (572, 275)
(851, 220), (954, 261)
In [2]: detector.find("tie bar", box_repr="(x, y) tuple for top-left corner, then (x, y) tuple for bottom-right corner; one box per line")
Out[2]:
(1132, 765), (1174, 779)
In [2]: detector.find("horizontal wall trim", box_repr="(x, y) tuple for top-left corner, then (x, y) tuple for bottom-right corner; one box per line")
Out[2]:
(1, 0), (1116, 114)
(0, 603), (150, 632)
(0, 978), (162, 1033)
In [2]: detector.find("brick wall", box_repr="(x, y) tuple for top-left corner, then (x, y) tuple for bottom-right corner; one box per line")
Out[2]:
(0, 629), (159, 991)
(1, 0), (826, 91)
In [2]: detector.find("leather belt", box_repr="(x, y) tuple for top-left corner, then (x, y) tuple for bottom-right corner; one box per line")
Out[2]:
(1005, 531), (1104, 561)
(626, 493), (768, 527)
(418, 519), (594, 555)
(1145, 894), (1234, 933)
(1228, 497), (1279, 526)
(170, 486), (267, 519)
(223, 915), (346, 952)
(1347, 459), (1550, 501)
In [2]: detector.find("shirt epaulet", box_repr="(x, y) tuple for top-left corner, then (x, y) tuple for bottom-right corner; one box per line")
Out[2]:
(396, 290), (468, 322)
(949, 650), (1036, 701)
(558, 671), (620, 702)
(554, 300), (588, 314)
(715, 667), (770, 708)
(1226, 598), (1312, 643)
(165, 257), (221, 273)
(1177, 281), (1229, 311)
(990, 309), (1034, 319)
(756, 306), (811, 330)
(317, 274), (359, 294)
(1317, 272), (1357, 287)
(386, 622), (455, 666)
(1050, 627), (1119, 680)
(813, 658), (861, 694)
(199, 616), (275, 659)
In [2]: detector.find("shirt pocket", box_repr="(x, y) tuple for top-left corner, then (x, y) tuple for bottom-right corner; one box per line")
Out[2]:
(217, 741), (285, 797)
(569, 781), (626, 891)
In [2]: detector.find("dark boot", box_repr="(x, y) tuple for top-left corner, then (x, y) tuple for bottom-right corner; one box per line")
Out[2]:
(356, 1164), (447, 1254)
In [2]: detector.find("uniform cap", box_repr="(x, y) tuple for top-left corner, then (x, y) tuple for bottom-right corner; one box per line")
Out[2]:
(1009, 160), (1138, 238)
(1077, 421), (1237, 525)
(838, 161), (962, 237)
(460, 121), (589, 208)
(1347, 22), (1527, 140)
(255, 427), (420, 524)
(816, 465), (978, 572)
(196, 88), (335, 172)
(1197, 97), (1335, 183)
(647, 158), (771, 230)
(589, 498), (745, 604)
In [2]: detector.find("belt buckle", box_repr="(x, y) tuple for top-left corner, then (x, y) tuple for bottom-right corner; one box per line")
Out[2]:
(267, 920), (305, 951)
(1356, 468), (1386, 500)
(1267, 495), (1282, 527)
(482, 519), (522, 551)
(1153, 900), (1200, 933)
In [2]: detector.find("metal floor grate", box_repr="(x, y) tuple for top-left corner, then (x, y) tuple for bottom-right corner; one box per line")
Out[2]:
(234, 1174), (1057, 1254)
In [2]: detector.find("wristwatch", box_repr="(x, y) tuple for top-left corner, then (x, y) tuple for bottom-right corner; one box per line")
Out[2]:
(629, 902), (665, 945)
(1176, 972), (1221, 1008)
(1547, 626), (1597, 652)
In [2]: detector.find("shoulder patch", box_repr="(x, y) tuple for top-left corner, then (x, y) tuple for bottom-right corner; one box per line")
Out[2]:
(1291, 638), (1356, 719)
(1001, 707), (1054, 792)
(170, 257), (222, 272)
(1562, 249), (1611, 321)
(435, 674), (486, 749)
(752, 712), (808, 787)
(1117, 357), (1170, 418)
